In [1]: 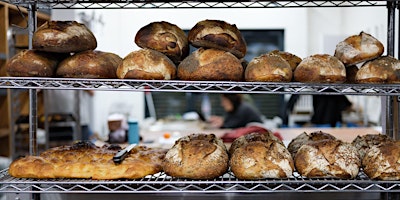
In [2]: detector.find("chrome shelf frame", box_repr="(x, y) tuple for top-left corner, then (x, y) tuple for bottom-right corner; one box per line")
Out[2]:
(1, 169), (400, 193)
(0, 77), (399, 95)
(1, 0), (391, 9)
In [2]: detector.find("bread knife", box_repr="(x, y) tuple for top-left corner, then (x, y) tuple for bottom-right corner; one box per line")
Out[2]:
(113, 143), (137, 164)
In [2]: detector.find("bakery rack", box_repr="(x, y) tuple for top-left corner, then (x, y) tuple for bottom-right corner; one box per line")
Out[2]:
(0, 0), (400, 199)
(1, 169), (400, 193)
(0, 77), (400, 95)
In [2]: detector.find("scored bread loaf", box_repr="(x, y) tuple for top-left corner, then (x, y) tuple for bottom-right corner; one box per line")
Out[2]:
(287, 131), (337, 158)
(267, 50), (302, 71)
(295, 139), (360, 179)
(355, 56), (400, 83)
(188, 19), (247, 58)
(135, 21), (189, 64)
(334, 31), (384, 66)
(229, 132), (293, 179)
(363, 141), (400, 180)
(33, 21), (97, 53)
(8, 141), (167, 180)
(244, 53), (293, 82)
(6, 49), (66, 77)
(351, 134), (394, 164)
(294, 54), (346, 83)
(177, 48), (244, 81)
(56, 50), (122, 78)
(162, 133), (228, 179)
(117, 48), (177, 80)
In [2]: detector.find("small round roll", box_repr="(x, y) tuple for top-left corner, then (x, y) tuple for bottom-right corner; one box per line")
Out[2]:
(162, 133), (228, 179)
(117, 48), (176, 80)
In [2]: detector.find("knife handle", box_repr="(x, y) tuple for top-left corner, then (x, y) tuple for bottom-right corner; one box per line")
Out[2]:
(113, 149), (128, 164)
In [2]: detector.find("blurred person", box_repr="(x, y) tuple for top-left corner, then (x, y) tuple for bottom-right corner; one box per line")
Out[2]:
(209, 93), (263, 129)
(311, 94), (353, 127)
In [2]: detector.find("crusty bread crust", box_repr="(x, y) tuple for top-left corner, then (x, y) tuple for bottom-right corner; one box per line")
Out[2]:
(9, 142), (167, 180)
(363, 141), (400, 180)
(245, 53), (293, 82)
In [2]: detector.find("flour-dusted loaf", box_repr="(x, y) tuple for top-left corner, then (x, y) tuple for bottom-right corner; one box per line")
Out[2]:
(355, 56), (400, 83)
(295, 139), (360, 179)
(294, 54), (346, 83)
(267, 50), (302, 71)
(351, 134), (393, 162)
(287, 131), (337, 158)
(363, 141), (400, 180)
(229, 132), (293, 179)
(162, 133), (229, 179)
(8, 141), (167, 179)
(33, 21), (97, 53)
(6, 49), (66, 77)
(245, 53), (293, 82)
(117, 48), (177, 80)
(135, 21), (189, 64)
(177, 48), (244, 81)
(188, 19), (247, 58)
(334, 32), (384, 66)
(56, 50), (122, 78)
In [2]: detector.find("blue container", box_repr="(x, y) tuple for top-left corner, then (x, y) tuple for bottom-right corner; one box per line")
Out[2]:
(128, 120), (139, 144)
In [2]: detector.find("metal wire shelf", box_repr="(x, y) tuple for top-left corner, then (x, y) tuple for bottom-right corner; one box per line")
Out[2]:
(2, 0), (391, 9)
(1, 169), (400, 193)
(0, 77), (399, 96)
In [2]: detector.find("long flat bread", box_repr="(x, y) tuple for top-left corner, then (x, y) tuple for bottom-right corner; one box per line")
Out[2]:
(9, 142), (167, 180)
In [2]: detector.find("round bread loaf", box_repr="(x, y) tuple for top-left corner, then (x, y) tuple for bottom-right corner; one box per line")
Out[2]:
(162, 133), (228, 179)
(363, 141), (400, 180)
(33, 21), (97, 53)
(245, 53), (293, 82)
(268, 50), (302, 71)
(177, 48), (243, 81)
(334, 32), (384, 66)
(294, 54), (346, 83)
(295, 139), (360, 179)
(6, 49), (66, 77)
(188, 19), (247, 58)
(287, 131), (337, 159)
(352, 134), (393, 163)
(56, 50), (122, 78)
(229, 132), (293, 179)
(228, 131), (282, 156)
(355, 56), (400, 83)
(135, 21), (189, 64)
(117, 48), (176, 80)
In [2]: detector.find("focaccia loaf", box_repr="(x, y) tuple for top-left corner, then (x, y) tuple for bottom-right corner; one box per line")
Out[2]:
(9, 141), (167, 180)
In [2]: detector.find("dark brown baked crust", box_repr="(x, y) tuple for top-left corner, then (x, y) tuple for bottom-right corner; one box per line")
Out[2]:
(230, 140), (294, 179)
(287, 131), (337, 158)
(8, 141), (167, 179)
(268, 50), (302, 71)
(363, 141), (400, 180)
(135, 21), (189, 64)
(245, 53), (293, 82)
(352, 134), (393, 163)
(228, 131), (282, 156)
(355, 56), (400, 83)
(33, 21), (97, 53)
(6, 49), (65, 77)
(294, 54), (346, 83)
(177, 48), (244, 81)
(295, 139), (360, 179)
(334, 31), (384, 66)
(162, 133), (228, 179)
(117, 48), (176, 80)
(56, 50), (122, 78)
(188, 19), (247, 58)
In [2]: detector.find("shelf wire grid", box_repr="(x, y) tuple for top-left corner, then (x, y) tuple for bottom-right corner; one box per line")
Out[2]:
(1, 0), (391, 9)
(1, 169), (400, 193)
(0, 77), (399, 96)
